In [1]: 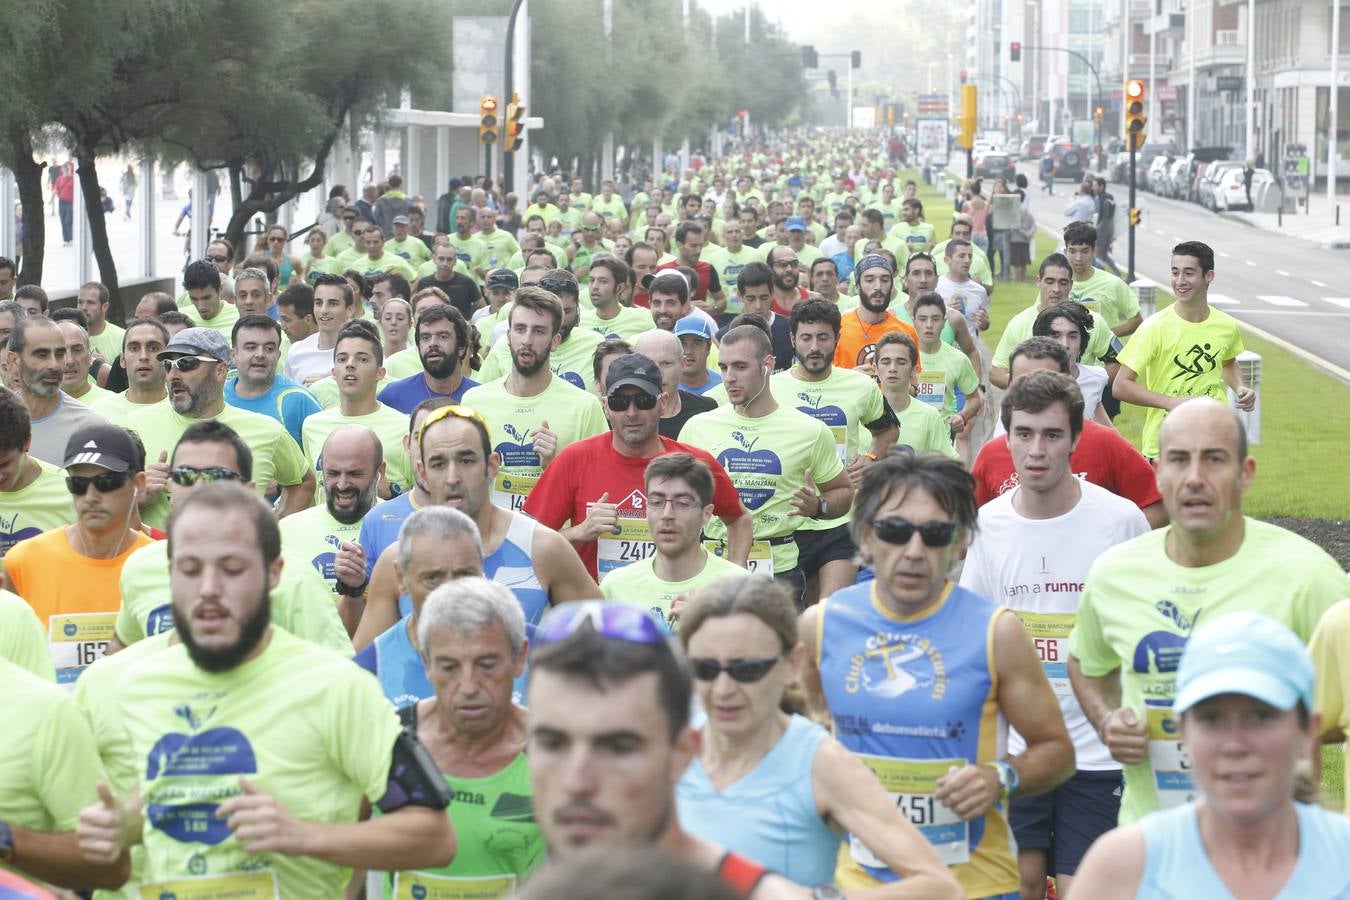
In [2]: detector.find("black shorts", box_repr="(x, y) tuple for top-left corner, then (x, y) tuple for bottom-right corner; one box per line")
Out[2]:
(1010, 769), (1123, 876)
(793, 524), (856, 579)
(773, 567), (806, 611)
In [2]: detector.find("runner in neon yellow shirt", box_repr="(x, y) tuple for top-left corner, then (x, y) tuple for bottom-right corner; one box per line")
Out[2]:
(0, 588), (55, 680)
(384, 216), (432, 270)
(90, 319), (171, 427)
(1062, 220), (1142, 336)
(678, 324), (852, 597)
(913, 293), (982, 422)
(179, 261), (239, 341)
(1067, 399), (1347, 826)
(888, 198), (937, 255)
(474, 207), (520, 273)
(0, 397), (76, 558)
(579, 256), (651, 340)
(870, 331), (959, 459)
(475, 272), (603, 393)
(77, 282), (125, 367)
(76, 485), (455, 897)
(589, 181), (628, 224)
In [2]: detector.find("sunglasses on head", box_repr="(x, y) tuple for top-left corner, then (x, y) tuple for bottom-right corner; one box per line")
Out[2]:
(169, 465), (240, 487)
(535, 601), (667, 647)
(416, 403), (489, 449)
(688, 653), (786, 683)
(66, 471), (131, 495)
(607, 393), (658, 412)
(162, 356), (218, 373)
(207, 255), (229, 263)
(539, 277), (576, 295)
(871, 516), (957, 548)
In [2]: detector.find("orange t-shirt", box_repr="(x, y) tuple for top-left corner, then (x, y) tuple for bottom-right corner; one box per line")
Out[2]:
(834, 309), (921, 370)
(3, 526), (153, 686)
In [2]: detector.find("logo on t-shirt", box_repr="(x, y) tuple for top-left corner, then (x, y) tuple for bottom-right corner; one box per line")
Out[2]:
(717, 431), (781, 510)
(1130, 600), (1203, 675)
(498, 424), (540, 468)
(146, 713), (260, 845)
(1172, 342), (1219, 381)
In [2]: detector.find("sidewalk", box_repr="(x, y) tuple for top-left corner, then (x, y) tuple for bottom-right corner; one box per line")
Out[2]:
(1218, 191), (1350, 249)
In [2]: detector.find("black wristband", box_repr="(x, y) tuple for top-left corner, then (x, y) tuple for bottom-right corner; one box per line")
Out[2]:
(335, 578), (368, 597)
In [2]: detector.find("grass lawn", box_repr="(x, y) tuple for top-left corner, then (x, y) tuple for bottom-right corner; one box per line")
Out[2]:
(916, 170), (1350, 804)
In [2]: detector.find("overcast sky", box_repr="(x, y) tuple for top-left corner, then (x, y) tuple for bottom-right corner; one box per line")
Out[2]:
(700, 0), (861, 41)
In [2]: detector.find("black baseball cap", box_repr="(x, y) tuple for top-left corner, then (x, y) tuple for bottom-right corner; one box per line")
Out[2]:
(63, 424), (139, 473)
(606, 353), (662, 398)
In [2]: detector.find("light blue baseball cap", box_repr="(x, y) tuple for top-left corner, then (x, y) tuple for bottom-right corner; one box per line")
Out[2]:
(1173, 611), (1314, 716)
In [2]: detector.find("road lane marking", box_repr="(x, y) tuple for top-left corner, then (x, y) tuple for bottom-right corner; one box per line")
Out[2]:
(1234, 310), (1350, 317)
(1311, 280), (1328, 288)
(1255, 295), (1308, 307)
(1323, 298), (1350, 309)
(1218, 251), (1231, 258)
(1208, 294), (1240, 306)
(1276, 270), (1291, 277)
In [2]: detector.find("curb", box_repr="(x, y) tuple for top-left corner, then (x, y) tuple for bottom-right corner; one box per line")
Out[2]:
(1216, 211), (1255, 227)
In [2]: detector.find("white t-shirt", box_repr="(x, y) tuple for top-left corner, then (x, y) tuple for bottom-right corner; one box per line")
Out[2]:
(993, 364), (1110, 437)
(818, 234), (849, 259)
(959, 479), (1150, 769)
(283, 333), (334, 384)
(935, 275), (990, 332)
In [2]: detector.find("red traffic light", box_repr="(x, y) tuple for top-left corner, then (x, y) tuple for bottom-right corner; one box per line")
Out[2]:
(1010, 41), (1021, 62)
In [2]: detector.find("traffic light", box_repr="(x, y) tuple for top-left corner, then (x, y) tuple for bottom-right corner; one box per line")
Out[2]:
(1125, 80), (1147, 151)
(1094, 106), (1103, 125)
(1010, 41), (1021, 62)
(851, 50), (862, 69)
(959, 84), (978, 150)
(1129, 207), (1142, 226)
(479, 96), (499, 146)
(503, 94), (525, 153)
(802, 45), (818, 68)
(960, 69), (967, 85)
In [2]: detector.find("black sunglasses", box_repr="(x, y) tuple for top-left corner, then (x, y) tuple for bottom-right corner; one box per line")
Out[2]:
(871, 516), (957, 548)
(161, 356), (217, 373)
(66, 471), (131, 495)
(207, 255), (230, 263)
(607, 393), (658, 412)
(689, 653), (785, 684)
(170, 465), (241, 487)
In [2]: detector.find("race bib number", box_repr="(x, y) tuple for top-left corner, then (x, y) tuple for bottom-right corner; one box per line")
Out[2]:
(829, 425), (849, 465)
(492, 472), (538, 512)
(597, 517), (656, 580)
(392, 871), (516, 899)
(50, 612), (117, 687)
(915, 371), (946, 409)
(1015, 611), (1075, 698)
(1146, 704), (1196, 809)
(852, 755), (969, 868)
(140, 871), (279, 899)
(702, 539), (774, 578)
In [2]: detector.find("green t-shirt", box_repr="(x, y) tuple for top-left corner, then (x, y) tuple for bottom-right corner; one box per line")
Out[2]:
(383, 347), (426, 381)
(91, 390), (162, 427)
(572, 191), (594, 212)
(601, 552), (746, 633)
(590, 195), (628, 223)
(88, 321), (126, 365)
(477, 230), (521, 270)
(704, 245), (766, 313)
(301, 404), (414, 500)
(917, 341), (981, 417)
(678, 404), (844, 575)
(523, 202), (560, 224)
(128, 402), (310, 527)
(888, 222), (936, 255)
(1116, 304), (1245, 458)
(76, 631), (173, 900)
(1068, 268), (1141, 330)
(69, 382), (116, 407)
(768, 367), (890, 530)
(853, 234), (908, 267)
(114, 541), (352, 654)
(354, 251), (418, 283)
(505, 244), (566, 271)
(183, 300), (239, 341)
(326, 231), (356, 259)
(381, 751), (544, 898)
(0, 458), (77, 559)
(118, 628), (401, 895)
(991, 303), (1118, 371)
(892, 301), (957, 347)
(449, 234), (488, 282)
(461, 375), (608, 512)
(0, 657), (106, 862)
(308, 372), (396, 410)
(476, 330), (605, 394)
(1068, 519), (1349, 826)
(279, 504), (363, 595)
(579, 304), (654, 341)
(933, 239), (993, 287)
(872, 200), (905, 231)
(790, 243), (825, 269)
(385, 236), (432, 269)
(896, 400), (958, 458)
(0, 589), (55, 681)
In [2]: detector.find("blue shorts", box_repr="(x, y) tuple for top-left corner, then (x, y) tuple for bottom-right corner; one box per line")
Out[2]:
(1010, 769), (1123, 876)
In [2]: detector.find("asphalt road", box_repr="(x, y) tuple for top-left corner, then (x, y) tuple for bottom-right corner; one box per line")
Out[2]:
(1014, 161), (1350, 380)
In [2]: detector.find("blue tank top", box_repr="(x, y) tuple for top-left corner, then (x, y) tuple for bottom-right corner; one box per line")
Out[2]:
(818, 581), (1018, 898)
(353, 616), (427, 710)
(1137, 802), (1350, 899)
(677, 715), (840, 888)
(486, 512), (549, 636)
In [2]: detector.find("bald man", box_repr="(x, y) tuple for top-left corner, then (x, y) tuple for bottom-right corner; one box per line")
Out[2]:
(634, 329), (716, 440)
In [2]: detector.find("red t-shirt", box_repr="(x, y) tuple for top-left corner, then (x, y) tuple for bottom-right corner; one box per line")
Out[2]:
(971, 419), (1162, 510)
(771, 285), (811, 317)
(523, 433), (746, 581)
(657, 260), (721, 303)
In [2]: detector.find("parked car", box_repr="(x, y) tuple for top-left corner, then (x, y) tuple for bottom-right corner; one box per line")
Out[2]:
(1136, 142), (1180, 187)
(975, 152), (1016, 181)
(1146, 156), (1173, 193)
(1214, 167), (1274, 212)
(1048, 142), (1087, 182)
(1166, 158), (1192, 199)
(1197, 161), (1242, 210)
(1020, 134), (1050, 159)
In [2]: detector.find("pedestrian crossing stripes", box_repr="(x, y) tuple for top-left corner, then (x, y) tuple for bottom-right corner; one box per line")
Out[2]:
(1255, 295), (1308, 307)
(1322, 298), (1350, 309)
(1208, 294), (1239, 306)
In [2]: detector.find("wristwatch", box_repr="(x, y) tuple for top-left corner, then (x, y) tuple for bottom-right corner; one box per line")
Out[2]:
(986, 759), (1020, 802)
(811, 886), (844, 900)
(812, 494), (829, 519)
(335, 578), (368, 598)
(0, 820), (13, 863)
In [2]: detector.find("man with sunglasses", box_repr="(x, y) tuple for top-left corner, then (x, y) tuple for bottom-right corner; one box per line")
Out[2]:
(525, 602), (802, 898)
(110, 421), (349, 655)
(476, 271), (604, 393)
(800, 452), (1074, 900)
(3, 424), (153, 686)
(569, 212), (611, 286)
(959, 372), (1148, 899)
(179, 258), (239, 342)
(524, 354), (749, 584)
(129, 327), (314, 527)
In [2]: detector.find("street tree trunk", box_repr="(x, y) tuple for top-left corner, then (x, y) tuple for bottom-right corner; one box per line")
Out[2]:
(5, 129), (47, 286)
(74, 148), (124, 325)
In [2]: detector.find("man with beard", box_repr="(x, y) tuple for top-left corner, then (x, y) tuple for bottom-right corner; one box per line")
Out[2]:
(301, 320), (414, 500)
(646, 270), (719, 338)
(109, 421), (349, 654)
(833, 255), (919, 373)
(130, 327), (314, 527)
(5, 317), (108, 465)
(353, 406), (600, 694)
(770, 300), (898, 598)
(379, 305), (479, 413)
(2, 424), (154, 686)
(462, 288), (608, 513)
(524, 353), (749, 583)
(476, 271), (604, 392)
(765, 244), (811, 316)
(225, 315), (323, 448)
(76, 483), (456, 895)
(280, 426), (385, 630)
(579, 256), (651, 341)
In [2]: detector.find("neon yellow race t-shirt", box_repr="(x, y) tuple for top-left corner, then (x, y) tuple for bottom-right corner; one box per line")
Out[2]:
(600, 552), (745, 633)
(301, 405), (415, 500)
(0, 458), (76, 559)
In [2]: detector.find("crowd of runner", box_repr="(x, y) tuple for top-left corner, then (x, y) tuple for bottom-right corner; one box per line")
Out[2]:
(1, 129), (1348, 900)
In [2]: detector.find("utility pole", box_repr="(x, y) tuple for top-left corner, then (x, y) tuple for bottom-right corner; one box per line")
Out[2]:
(1329, 0), (1341, 204)
(1245, 0), (1256, 163)
(1187, 0), (1196, 150)
(602, 0), (614, 184)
